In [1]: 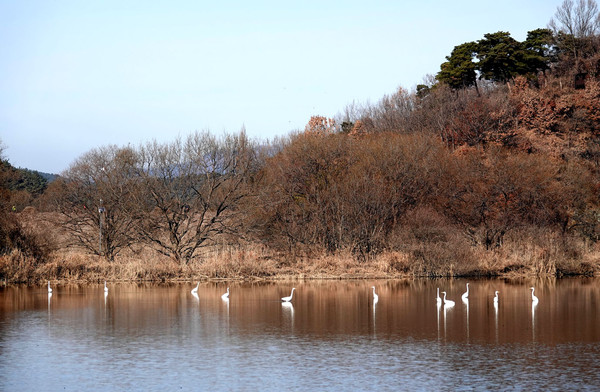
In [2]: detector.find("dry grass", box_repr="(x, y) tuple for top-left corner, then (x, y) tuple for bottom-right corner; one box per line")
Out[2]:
(1, 237), (598, 284)
(192, 246), (280, 279)
(0, 249), (39, 282)
(0, 249), (184, 283)
(474, 229), (599, 277)
(1, 212), (599, 284)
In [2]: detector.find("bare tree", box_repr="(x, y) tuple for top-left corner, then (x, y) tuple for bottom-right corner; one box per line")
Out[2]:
(50, 145), (139, 260)
(257, 131), (448, 256)
(134, 130), (258, 264)
(372, 87), (415, 133)
(550, 0), (600, 38)
(549, 0), (600, 64)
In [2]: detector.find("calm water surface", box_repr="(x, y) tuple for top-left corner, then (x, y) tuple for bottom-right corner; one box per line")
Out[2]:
(1, 279), (599, 391)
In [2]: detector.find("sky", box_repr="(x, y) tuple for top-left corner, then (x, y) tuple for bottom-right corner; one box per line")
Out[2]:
(1, 0), (565, 174)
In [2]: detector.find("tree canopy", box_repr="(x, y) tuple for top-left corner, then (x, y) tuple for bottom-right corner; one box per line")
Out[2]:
(437, 42), (479, 90)
(437, 29), (556, 88)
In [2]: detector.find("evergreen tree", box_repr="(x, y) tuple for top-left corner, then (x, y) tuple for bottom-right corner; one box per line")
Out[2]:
(522, 28), (556, 75)
(476, 31), (524, 84)
(436, 42), (479, 90)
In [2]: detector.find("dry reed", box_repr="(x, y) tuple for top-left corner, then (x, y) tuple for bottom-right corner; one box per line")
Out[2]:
(1, 220), (599, 284)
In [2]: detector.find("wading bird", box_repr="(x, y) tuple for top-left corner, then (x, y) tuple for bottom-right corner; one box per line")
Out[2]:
(281, 288), (296, 302)
(493, 290), (499, 304)
(372, 286), (378, 303)
(530, 287), (539, 305)
(47, 281), (52, 293)
(462, 283), (469, 301)
(436, 288), (442, 306)
(222, 287), (230, 300)
(191, 282), (199, 295)
(104, 281), (109, 293)
(442, 291), (455, 307)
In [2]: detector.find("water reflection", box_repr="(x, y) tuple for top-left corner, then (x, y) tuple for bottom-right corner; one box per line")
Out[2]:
(494, 292), (499, 344)
(436, 300), (441, 341)
(443, 301), (451, 340)
(1, 279), (600, 391)
(222, 295), (230, 333)
(2, 279), (599, 344)
(464, 297), (470, 342)
(282, 301), (294, 330)
(532, 301), (537, 342)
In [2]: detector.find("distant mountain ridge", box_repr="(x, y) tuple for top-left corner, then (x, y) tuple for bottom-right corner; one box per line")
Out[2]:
(36, 170), (58, 183)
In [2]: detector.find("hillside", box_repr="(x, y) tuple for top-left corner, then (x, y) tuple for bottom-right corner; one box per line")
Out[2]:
(2, 14), (600, 282)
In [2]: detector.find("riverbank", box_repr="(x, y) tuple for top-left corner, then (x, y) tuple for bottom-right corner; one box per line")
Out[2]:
(1, 237), (599, 284)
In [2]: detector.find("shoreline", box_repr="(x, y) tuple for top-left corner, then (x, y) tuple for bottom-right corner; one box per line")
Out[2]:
(2, 268), (597, 286)
(3, 210), (599, 285)
(2, 233), (599, 284)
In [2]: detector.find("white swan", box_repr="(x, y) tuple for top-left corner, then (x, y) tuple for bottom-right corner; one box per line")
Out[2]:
(104, 281), (109, 293)
(372, 286), (378, 303)
(442, 291), (455, 307)
(531, 287), (539, 305)
(493, 290), (499, 304)
(222, 287), (230, 300)
(191, 282), (199, 295)
(436, 288), (442, 306)
(47, 281), (52, 293)
(281, 288), (295, 302)
(461, 283), (469, 301)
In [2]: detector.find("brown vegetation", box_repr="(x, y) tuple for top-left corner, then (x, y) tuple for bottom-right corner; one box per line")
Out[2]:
(2, 14), (600, 283)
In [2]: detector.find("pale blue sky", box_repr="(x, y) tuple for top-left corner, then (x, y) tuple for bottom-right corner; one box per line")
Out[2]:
(1, 0), (562, 173)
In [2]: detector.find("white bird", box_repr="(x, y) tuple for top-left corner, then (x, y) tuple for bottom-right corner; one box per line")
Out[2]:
(191, 282), (199, 295)
(104, 281), (109, 293)
(47, 281), (52, 293)
(493, 290), (499, 304)
(372, 286), (378, 303)
(281, 288), (296, 302)
(442, 291), (455, 307)
(222, 287), (230, 300)
(531, 287), (539, 305)
(436, 288), (442, 306)
(462, 283), (470, 301)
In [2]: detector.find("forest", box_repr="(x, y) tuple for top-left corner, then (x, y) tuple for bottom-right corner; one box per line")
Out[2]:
(1, 1), (600, 282)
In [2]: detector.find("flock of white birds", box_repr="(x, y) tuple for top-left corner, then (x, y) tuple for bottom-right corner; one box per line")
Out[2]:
(45, 280), (292, 302)
(434, 283), (539, 308)
(45, 281), (540, 306)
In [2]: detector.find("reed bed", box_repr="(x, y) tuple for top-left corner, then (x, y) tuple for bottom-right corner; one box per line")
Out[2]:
(1, 224), (598, 284)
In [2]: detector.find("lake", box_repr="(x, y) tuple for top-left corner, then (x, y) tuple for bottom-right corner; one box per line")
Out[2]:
(1, 279), (599, 391)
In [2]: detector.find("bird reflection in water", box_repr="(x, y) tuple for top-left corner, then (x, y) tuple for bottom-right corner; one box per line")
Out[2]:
(531, 287), (539, 342)
(436, 299), (441, 341)
(282, 301), (294, 330)
(493, 291), (499, 343)
(464, 295), (470, 342)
